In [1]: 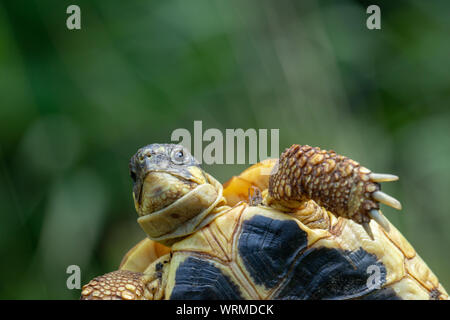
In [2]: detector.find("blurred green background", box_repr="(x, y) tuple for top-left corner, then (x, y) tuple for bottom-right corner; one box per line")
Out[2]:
(0, 0), (449, 299)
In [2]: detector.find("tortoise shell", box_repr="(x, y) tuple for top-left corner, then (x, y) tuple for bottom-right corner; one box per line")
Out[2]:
(158, 160), (447, 300)
(81, 147), (448, 300)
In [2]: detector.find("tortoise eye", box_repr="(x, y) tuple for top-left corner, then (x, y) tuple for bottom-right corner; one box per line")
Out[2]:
(171, 147), (188, 165)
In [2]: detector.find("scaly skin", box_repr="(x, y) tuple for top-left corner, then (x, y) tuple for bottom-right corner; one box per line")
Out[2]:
(81, 270), (148, 300)
(270, 145), (382, 224)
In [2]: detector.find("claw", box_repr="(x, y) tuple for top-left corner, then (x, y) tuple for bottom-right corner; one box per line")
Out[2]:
(362, 222), (374, 240)
(369, 209), (390, 232)
(369, 173), (399, 182)
(372, 191), (402, 210)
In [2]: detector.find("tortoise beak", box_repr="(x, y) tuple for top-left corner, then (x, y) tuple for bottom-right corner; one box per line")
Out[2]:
(133, 176), (144, 205)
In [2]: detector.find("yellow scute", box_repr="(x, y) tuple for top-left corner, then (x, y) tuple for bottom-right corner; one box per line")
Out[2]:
(212, 205), (245, 243)
(172, 228), (229, 261)
(389, 276), (430, 300)
(405, 255), (440, 291)
(383, 222), (416, 259)
(119, 238), (170, 272)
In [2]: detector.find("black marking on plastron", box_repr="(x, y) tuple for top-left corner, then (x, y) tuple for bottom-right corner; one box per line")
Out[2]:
(359, 288), (402, 300)
(238, 215), (308, 289)
(274, 247), (394, 300)
(170, 256), (243, 300)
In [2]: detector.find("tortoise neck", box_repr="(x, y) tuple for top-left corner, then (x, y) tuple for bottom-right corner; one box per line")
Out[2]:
(137, 172), (229, 246)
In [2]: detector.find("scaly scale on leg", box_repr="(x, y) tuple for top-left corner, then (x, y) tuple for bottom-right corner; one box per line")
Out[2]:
(268, 144), (402, 239)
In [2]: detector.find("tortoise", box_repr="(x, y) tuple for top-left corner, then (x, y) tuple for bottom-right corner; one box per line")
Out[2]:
(81, 143), (448, 300)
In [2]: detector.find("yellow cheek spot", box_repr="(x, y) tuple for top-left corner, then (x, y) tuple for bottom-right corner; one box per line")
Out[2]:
(182, 187), (190, 194)
(187, 167), (207, 184)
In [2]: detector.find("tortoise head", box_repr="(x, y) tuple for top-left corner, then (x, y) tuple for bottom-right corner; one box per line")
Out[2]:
(129, 144), (226, 245)
(130, 143), (206, 215)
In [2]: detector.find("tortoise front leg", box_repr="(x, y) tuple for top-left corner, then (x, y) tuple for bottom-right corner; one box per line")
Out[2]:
(81, 253), (171, 300)
(268, 144), (402, 238)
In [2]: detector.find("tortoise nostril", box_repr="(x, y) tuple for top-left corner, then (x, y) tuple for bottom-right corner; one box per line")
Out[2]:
(144, 150), (152, 158)
(138, 150), (151, 163)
